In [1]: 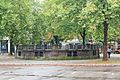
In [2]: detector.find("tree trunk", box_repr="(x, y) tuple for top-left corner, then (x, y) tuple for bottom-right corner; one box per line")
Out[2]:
(103, 20), (108, 61)
(83, 28), (86, 49)
(10, 40), (13, 55)
(80, 28), (86, 49)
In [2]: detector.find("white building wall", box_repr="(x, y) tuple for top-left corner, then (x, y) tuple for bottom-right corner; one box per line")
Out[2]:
(3, 37), (10, 53)
(8, 40), (10, 53)
(0, 41), (1, 53)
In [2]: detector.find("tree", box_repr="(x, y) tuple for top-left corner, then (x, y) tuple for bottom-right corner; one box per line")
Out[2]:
(91, 0), (120, 61)
(42, 0), (89, 46)
(0, 0), (33, 55)
(42, 0), (120, 61)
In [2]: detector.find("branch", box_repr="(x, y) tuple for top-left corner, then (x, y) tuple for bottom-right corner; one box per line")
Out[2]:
(80, 32), (83, 38)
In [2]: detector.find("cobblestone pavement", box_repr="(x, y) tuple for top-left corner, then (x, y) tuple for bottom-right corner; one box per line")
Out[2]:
(0, 54), (120, 80)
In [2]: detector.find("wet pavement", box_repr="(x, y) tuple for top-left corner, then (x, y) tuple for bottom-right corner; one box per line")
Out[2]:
(0, 54), (120, 80)
(0, 66), (120, 80)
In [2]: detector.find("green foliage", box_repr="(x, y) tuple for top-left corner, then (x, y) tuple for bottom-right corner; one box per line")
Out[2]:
(0, 0), (33, 44)
(42, 0), (120, 42)
(0, 0), (120, 45)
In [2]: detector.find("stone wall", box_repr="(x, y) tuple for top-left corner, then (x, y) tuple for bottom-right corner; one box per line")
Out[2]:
(16, 45), (100, 59)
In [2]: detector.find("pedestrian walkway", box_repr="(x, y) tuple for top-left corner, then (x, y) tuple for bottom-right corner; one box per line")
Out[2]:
(0, 54), (120, 67)
(100, 53), (120, 60)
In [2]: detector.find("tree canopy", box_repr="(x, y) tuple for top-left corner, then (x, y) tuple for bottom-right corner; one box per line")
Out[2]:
(0, 0), (33, 44)
(41, 0), (120, 42)
(0, 0), (120, 57)
(41, 0), (120, 60)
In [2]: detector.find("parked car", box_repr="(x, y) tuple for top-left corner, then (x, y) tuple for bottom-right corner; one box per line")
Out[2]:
(115, 44), (120, 54)
(115, 49), (120, 54)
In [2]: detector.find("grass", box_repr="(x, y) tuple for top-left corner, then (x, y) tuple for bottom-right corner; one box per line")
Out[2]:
(43, 56), (81, 60)
(38, 55), (99, 60)
(88, 59), (120, 64)
(16, 55), (99, 60)
(9, 55), (120, 64)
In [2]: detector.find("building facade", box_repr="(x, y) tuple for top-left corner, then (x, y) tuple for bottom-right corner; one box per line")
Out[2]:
(0, 37), (10, 54)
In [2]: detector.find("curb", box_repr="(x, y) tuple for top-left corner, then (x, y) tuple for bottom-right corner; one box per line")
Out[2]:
(0, 63), (120, 67)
